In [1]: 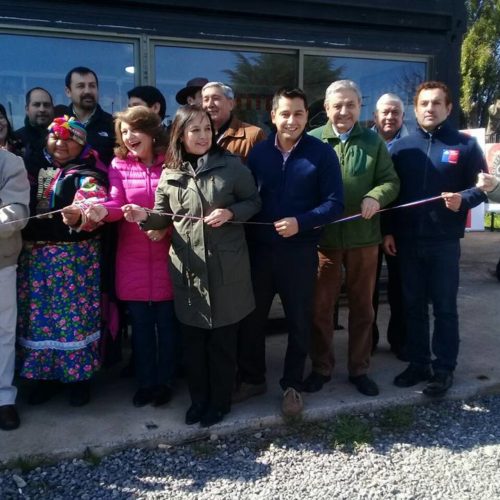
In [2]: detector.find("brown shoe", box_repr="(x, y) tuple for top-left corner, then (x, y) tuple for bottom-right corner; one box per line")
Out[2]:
(0, 405), (20, 431)
(232, 382), (267, 404)
(281, 387), (303, 417)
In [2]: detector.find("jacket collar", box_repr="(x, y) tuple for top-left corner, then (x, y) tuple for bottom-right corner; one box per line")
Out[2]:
(416, 119), (451, 139)
(164, 151), (227, 178)
(321, 121), (363, 142)
(221, 115), (244, 139)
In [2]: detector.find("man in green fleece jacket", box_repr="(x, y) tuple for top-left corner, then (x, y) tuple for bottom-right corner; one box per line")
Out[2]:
(305, 80), (400, 397)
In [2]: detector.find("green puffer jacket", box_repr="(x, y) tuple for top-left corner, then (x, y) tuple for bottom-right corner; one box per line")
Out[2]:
(143, 150), (261, 329)
(309, 122), (400, 249)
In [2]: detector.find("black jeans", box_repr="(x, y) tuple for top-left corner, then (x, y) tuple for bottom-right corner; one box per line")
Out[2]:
(181, 322), (238, 412)
(398, 239), (460, 372)
(127, 301), (176, 389)
(237, 243), (318, 392)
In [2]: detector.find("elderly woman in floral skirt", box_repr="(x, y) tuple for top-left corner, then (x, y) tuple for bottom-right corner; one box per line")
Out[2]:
(17, 116), (108, 407)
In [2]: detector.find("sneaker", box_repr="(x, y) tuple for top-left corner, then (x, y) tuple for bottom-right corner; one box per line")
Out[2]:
(0, 405), (20, 431)
(423, 371), (453, 397)
(281, 387), (303, 417)
(232, 382), (267, 404)
(303, 371), (331, 393)
(348, 375), (379, 396)
(394, 364), (432, 388)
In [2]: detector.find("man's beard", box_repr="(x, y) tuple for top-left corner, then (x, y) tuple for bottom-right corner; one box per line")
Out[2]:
(79, 95), (97, 111)
(34, 114), (51, 127)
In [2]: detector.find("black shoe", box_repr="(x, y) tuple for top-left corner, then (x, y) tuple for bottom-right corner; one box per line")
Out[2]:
(185, 402), (207, 425)
(200, 407), (228, 428)
(303, 371), (331, 393)
(394, 364), (432, 388)
(133, 387), (155, 407)
(423, 372), (453, 397)
(153, 385), (172, 407)
(69, 381), (91, 407)
(0, 405), (20, 431)
(28, 381), (61, 405)
(348, 374), (379, 396)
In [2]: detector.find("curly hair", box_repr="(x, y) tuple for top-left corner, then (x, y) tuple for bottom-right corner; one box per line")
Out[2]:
(113, 105), (168, 159)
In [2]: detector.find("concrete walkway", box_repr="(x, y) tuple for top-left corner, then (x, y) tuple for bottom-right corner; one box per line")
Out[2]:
(2, 231), (500, 466)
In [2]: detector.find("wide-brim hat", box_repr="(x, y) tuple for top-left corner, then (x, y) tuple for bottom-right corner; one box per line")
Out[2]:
(175, 77), (209, 104)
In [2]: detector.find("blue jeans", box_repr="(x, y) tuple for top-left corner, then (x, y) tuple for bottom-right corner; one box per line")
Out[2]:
(397, 239), (460, 372)
(127, 301), (176, 389)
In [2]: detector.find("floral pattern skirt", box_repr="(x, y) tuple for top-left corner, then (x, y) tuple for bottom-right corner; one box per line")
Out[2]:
(17, 238), (102, 382)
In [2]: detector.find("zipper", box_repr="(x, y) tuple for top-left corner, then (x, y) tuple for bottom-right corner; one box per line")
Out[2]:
(146, 167), (153, 302)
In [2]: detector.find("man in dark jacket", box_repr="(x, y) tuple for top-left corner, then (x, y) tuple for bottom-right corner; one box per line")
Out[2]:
(60, 66), (115, 166)
(233, 87), (344, 417)
(15, 87), (54, 164)
(383, 81), (487, 396)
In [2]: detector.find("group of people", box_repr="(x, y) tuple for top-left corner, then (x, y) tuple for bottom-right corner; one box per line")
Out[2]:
(0, 65), (494, 433)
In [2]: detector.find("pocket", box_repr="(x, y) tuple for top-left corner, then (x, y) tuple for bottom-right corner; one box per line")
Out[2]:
(215, 242), (249, 285)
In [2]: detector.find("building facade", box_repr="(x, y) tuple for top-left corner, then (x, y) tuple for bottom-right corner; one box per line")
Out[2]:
(0, 0), (466, 130)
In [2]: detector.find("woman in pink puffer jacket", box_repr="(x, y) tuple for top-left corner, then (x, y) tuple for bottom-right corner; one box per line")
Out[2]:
(87, 106), (176, 408)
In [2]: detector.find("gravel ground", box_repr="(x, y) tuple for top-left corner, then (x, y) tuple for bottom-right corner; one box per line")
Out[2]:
(1, 395), (500, 499)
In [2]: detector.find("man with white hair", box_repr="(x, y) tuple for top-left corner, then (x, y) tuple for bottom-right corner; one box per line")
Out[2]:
(202, 82), (265, 163)
(373, 93), (408, 148)
(305, 80), (399, 397)
(372, 93), (409, 359)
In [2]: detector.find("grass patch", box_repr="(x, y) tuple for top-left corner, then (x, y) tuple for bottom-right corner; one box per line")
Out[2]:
(379, 405), (415, 431)
(82, 447), (102, 467)
(327, 414), (373, 450)
(190, 439), (216, 458)
(0, 455), (49, 473)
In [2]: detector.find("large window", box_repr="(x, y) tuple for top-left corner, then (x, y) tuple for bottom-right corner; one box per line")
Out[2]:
(304, 55), (427, 129)
(0, 29), (427, 134)
(0, 34), (136, 129)
(155, 45), (298, 131)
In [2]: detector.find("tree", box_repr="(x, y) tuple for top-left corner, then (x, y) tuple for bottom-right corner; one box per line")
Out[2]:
(461, 0), (500, 129)
(223, 52), (343, 129)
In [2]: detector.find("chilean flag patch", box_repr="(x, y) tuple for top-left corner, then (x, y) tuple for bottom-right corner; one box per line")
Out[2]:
(442, 149), (460, 164)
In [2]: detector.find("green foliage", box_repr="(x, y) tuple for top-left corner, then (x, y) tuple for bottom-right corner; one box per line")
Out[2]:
(82, 447), (102, 467)
(328, 414), (373, 449)
(461, 0), (500, 127)
(484, 211), (500, 230)
(379, 405), (415, 431)
(0, 455), (48, 473)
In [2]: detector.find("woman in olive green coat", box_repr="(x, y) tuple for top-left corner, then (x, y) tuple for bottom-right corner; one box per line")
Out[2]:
(123, 105), (260, 428)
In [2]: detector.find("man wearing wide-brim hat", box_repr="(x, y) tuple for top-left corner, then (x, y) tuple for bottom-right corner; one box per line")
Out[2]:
(175, 77), (209, 106)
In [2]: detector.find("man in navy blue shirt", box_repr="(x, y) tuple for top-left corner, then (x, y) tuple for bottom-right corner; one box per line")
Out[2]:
(383, 81), (487, 397)
(233, 87), (344, 416)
